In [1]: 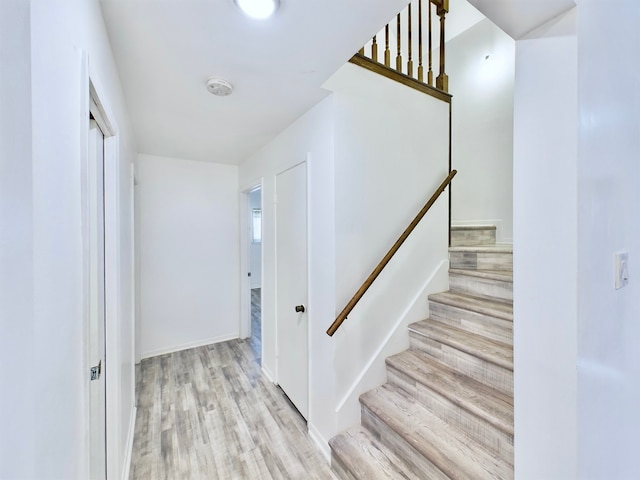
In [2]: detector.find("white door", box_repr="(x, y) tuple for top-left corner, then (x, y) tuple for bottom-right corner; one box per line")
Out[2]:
(276, 162), (308, 419)
(88, 119), (107, 480)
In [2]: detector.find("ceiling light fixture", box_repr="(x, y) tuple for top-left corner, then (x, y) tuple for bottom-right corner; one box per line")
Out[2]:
(234, 0), (279, 19)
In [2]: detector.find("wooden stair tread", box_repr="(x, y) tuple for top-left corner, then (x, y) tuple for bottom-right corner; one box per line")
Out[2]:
(360, 385), (513, 479)
(449, 244), (513, 253)
(329, 427), (423, 480)
(410, 319), (513, 370)
(451, 225), (496, 231)
(449, 268), (513, 283)
(386, 349), (513, 435)
(428, 291), (513, 321)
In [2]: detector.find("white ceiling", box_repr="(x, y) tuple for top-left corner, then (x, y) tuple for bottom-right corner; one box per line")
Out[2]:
(100, 0), (409, 164)
(467, 0), (575, 39)
(100, 0), (489, 165)
(444, 0), (486, 43)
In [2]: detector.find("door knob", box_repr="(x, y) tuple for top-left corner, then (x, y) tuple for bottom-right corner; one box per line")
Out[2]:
(295, 305), (305, 313)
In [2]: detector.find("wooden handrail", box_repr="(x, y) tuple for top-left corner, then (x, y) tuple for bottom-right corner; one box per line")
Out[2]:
(326, 169), (457, 337)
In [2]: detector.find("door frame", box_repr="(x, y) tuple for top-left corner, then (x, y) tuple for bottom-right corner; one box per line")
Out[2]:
(87, 117), (107, 480)
(239, 181), (264, 341)
(81, 54), (122, 479)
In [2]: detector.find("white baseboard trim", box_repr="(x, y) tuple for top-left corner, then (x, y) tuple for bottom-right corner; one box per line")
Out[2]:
(121, 406), (137, 480)
(261, 365), (276, 384)
(140, 333), (238, 359)
(308, 422), (331, 463)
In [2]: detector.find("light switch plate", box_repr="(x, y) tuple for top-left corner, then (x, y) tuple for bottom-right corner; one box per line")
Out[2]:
(615, 252), (629, 290)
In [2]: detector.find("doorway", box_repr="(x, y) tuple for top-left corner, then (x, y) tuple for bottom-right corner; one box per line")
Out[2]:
(248, 187), (262, 364)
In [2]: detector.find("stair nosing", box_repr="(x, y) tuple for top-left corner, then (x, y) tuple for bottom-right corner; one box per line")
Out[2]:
(360, 384), (513, 478)
(449, 268), (513, 283)
(449, 244), (513, 253)
(330, 426), (422, 480)
(386, 349), (513, 435)
(409, 319), (513, 370)
(451, 225), (496, 231)
(428, 291), (513, 321)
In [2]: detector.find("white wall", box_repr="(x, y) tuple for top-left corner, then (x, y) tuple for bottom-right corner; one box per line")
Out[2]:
(511, 3), (640, 478)
(240, 97), (337, 448)
(576, 1), (640, 477)
(137, 154), (240, 358)
(0, 1), (35, 477)
(448, 18), (515, 241)
(326, 63), (450, 433)
(512, 9), (578, 479)
(240, 62), (451, 452)
(0, 1), (137, 478)
(248, 188), (262, 289)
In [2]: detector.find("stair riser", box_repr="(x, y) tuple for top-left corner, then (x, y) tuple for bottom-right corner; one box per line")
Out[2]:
(428, 302), (512, 344)
(409, 333), (513, 396)
(360, 406), (450, 480)
(448, 273), (513, 302)
(387, 366), (514, 465)
(450, 228), (496, 247)
(449, 251), (512, 271)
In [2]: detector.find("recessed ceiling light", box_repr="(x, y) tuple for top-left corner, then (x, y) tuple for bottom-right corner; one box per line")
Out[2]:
(234, 0), (279, 19)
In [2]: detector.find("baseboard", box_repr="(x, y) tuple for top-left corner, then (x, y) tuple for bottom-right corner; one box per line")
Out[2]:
(261, 364), (276, 384)
(140, 333), (238, 359)
(333, 259), (450, 434)
(308, 422), (331, 463)
(335, 259), (449, 415)
(121, 406), (137, 480)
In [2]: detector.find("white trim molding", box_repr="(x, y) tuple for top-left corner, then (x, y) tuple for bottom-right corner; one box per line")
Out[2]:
(121, 406), (137, 480)
(140, 334), (239, 359)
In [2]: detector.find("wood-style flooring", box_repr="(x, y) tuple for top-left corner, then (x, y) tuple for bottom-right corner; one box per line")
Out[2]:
(250, 288), (261, 365)
(129, 295), (337, 479)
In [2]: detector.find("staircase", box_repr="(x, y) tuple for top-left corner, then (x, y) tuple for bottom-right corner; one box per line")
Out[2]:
(329, 225), (514, 479)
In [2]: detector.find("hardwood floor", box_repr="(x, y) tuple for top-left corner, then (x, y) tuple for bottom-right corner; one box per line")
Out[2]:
(129, 334), (337, 478)
(250, 288), (261, 365)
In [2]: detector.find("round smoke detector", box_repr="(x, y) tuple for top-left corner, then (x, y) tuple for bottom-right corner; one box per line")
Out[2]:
(206, 77), (233, 96)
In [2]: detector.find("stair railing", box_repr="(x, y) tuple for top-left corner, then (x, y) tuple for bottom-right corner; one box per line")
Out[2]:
(353, 0), (449, 93)
(326, 169), (457, 337)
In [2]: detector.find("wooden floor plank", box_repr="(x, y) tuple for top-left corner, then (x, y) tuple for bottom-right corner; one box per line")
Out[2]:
(130, 336), (337, 479)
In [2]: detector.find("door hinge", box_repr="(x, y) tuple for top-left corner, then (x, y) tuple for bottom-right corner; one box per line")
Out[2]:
(90, 360), (102, 381)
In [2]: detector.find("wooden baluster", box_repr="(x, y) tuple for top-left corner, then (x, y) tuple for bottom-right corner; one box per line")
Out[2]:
(418, 0), (424, 82)
(396, 13), (402, 72)
(407, 3), (413, 77)
(372, 35), (378, 62)
(436, 3), (448, 91)
(428, 1), (433, 86)
(384, 24), (391, 67)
